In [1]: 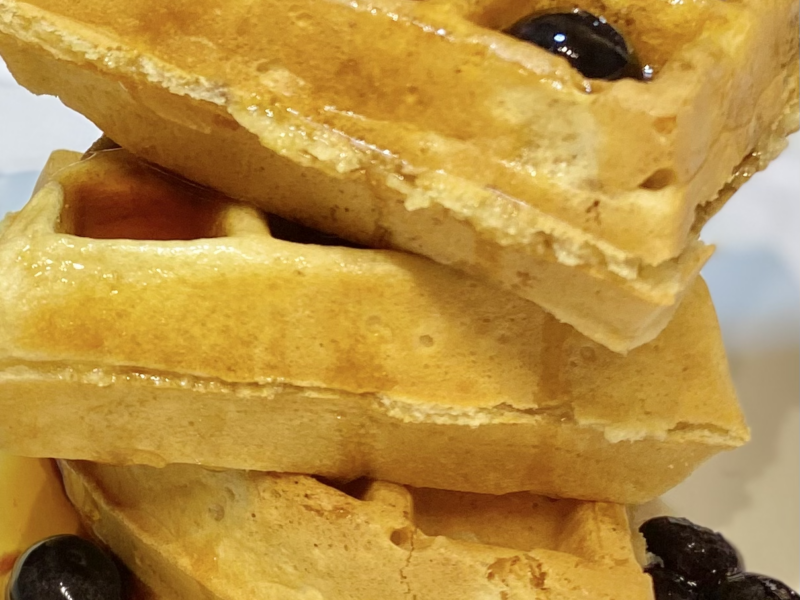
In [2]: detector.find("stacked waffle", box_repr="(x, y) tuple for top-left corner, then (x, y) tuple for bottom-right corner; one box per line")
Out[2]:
(0, 0), (798, 598)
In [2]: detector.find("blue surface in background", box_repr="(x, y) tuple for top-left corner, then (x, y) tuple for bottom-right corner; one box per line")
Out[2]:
(0, 170), (37, 216)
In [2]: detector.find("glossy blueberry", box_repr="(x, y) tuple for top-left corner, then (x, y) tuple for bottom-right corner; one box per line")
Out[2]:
(640, 517), (742, 590)
(8, 535), (123, 600)
(647, 564), (702, 600)
(504, 9), (643, 81)
(712, 574), (800, 600)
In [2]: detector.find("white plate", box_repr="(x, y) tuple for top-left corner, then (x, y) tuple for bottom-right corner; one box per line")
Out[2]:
(1, 58), (798, 588)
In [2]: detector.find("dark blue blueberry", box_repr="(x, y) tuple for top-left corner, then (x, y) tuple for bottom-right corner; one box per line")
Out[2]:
(647, 564), (702, 600)
(640, 517), (742, 590)
(712, 574), (800, 600)
(504, 9), (643, 81)
(8, 535), (123, 600)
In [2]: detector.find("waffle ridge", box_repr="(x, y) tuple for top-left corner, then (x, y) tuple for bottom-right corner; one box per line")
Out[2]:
(60, 460), (654, 600)
(0, 0), (796, 350)
(0, 1), (787, 595)
(0, 149), (748, 504)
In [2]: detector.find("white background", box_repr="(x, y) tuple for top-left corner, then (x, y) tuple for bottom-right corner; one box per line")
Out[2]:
(1, 59), (798, 588)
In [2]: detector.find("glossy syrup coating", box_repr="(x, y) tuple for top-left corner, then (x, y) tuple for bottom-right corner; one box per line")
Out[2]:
(4, 0), (796, 355)
(1, 0), (795, 359)
(504, 10), (643, 81)
(0, 150), (747, 504)
(8, 535), (123, 600)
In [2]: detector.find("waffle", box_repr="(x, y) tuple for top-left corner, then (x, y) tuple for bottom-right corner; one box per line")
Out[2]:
(1, 1), (796, 351)
(0, 148), (748, 503)
(60, 460), (654, 600)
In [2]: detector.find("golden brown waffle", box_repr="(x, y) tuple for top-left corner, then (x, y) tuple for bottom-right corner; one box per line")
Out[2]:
(1, 0), (796, 350)
(60, 460), (654, 600)
(0, 149), (748, 503)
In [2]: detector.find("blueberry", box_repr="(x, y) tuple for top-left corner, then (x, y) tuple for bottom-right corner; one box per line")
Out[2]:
(640, 517), (742, 590)
(8, 535), (123, 600)
(647, 564), (702, 600)
(712, 574), (800, 600)
(504, 10), (643, 81)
